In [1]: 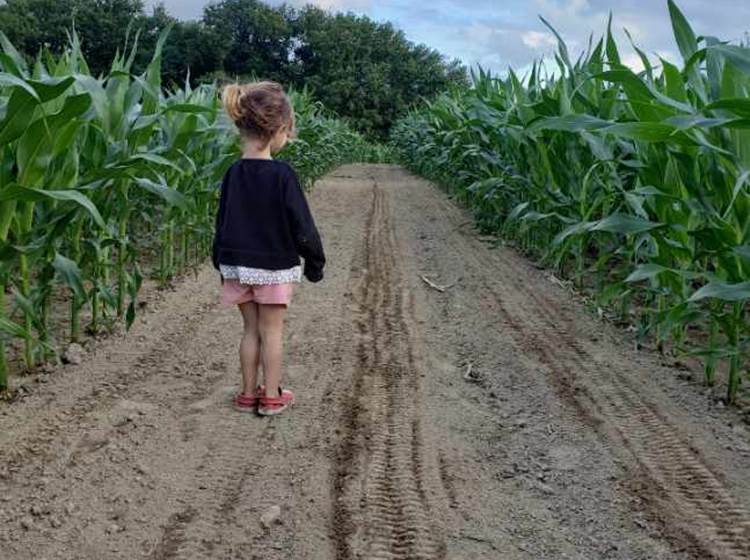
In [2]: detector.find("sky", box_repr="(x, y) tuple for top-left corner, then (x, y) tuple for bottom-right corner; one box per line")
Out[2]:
(145, 0), (750, 74)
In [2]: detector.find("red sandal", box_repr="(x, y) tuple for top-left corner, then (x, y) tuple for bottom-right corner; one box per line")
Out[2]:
(234, 385), (265, 413)
(258, 388), (295, 416)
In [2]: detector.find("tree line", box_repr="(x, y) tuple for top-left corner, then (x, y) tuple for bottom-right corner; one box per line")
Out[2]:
(0, 0), (467, 137)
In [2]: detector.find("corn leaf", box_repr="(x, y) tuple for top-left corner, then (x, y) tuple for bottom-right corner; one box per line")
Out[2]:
(689, 282), (750, 302)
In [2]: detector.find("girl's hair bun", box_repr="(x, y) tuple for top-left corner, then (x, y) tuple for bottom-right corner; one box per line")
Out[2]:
(221, 83), (246, 124)
(221, 81), (295, 142)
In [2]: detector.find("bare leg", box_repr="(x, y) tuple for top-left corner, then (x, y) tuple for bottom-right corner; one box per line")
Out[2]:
(258, 304), (287, 398)
(238, 302), (261, 396)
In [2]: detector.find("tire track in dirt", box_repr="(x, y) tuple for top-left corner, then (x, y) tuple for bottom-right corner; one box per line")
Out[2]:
(148, 414), (274, 560)
(124, 290), (277, 560)
(412, 177), (750, 559)
(150, 508), (197, 559)
(0, 269), (219, 468)
(487, 265), (750, 559)
(332, 180), (445, 560)
(32, 301), (255, 560)
(0, 269), (262, 560)
(205, 176), (379, 560)
(134, 172), (375, 560)
(512, 290), (750, 558)
(145, 171), (376, 560)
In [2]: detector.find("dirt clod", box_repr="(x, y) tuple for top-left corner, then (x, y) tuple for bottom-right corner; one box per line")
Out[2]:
(62, 343), (85, 365)
(260, 505), (281, 529)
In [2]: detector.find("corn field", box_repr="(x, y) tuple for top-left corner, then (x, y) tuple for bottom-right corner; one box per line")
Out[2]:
(0, 27), (373, 392)
(392, 1), (750, 404)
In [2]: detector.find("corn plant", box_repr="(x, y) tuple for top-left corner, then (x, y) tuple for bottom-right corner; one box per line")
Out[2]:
(392, 1), (750, 404)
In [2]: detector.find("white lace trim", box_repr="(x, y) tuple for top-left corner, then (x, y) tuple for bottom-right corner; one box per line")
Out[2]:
(219, 264), (302, 285)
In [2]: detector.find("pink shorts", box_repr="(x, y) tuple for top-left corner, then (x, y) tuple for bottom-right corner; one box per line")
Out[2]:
(221, 279), (295, 306)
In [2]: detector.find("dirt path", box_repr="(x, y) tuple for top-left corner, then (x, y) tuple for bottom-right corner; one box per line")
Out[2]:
(1, 164), (750, 560)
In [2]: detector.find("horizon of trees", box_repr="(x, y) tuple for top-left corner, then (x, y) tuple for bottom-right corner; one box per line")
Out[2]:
(0, 0), (468, 137)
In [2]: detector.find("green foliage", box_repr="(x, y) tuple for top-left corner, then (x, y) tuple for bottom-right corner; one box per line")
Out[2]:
(286, 6), (467, 138)
(136, 5), (226, 87)
(203, 0), (292, 83)
(0, 29), (370, 391)
(0, 0), (467, 138)
(392, 3), (750, 404)
(0, 0), (147, 76)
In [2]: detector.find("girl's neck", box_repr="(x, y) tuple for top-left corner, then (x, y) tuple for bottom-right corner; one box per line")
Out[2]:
(242, 141), (272, 160)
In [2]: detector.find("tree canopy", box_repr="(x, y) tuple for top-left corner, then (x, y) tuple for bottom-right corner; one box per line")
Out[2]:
(0, 0), (468, 137)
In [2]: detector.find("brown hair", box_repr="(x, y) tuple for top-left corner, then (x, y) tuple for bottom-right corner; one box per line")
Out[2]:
(221, 81), (296, 142)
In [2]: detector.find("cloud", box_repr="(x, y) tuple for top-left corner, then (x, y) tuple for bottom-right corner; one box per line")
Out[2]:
(536, 0), (592, 18)
(621, 52), (644, 72)
(273, 0), (373, 10)
(521, 31), (556, 49)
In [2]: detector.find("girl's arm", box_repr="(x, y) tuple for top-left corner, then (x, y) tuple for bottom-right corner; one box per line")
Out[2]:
(284, 169), (326, 282)
(212, 177), (228, 271)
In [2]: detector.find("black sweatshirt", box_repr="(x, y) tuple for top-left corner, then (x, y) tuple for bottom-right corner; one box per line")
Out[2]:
(212, 159), (325, 282)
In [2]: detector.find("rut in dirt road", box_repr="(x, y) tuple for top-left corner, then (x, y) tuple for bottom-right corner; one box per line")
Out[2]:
(414, 179), (750, 560)
(485, 262), (750, 559)
(149, 414), (274, 560)
(332, 180), (445, 560)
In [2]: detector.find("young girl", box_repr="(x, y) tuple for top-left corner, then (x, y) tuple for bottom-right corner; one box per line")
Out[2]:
(213, 81), (325, 417)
